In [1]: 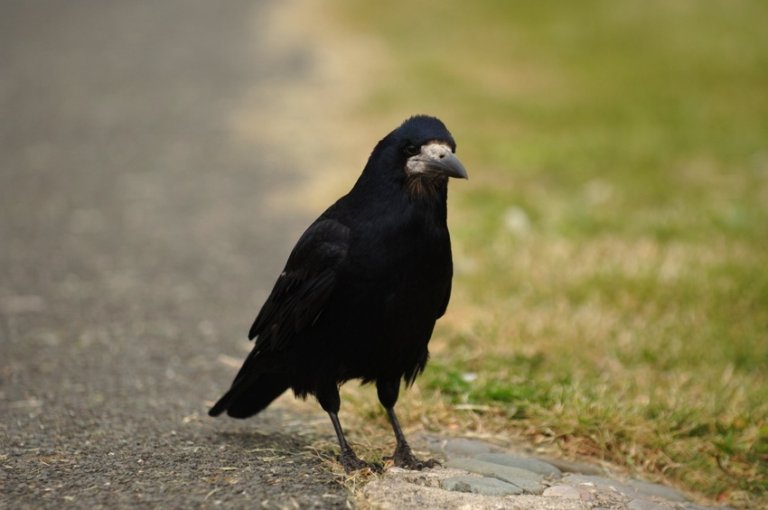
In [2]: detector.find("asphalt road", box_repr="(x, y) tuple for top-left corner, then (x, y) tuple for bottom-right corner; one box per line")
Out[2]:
(1, 1), (349, 507)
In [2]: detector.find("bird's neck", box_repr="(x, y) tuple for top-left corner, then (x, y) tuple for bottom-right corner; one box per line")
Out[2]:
(348, 173), (449, 226)
(403, 177), (449, 231)
(405, 174), (448, 204)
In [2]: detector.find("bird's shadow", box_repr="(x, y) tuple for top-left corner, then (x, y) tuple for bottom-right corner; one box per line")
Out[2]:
(208, 411), (338, 470)
(213, 429), (310, 453)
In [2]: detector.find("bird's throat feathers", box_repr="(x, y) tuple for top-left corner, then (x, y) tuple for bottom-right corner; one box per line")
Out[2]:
(405, 173), (448, 204)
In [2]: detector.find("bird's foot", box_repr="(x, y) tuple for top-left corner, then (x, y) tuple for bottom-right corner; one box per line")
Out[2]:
(338, 450), (382, 474)
(388, 444), (441, 470)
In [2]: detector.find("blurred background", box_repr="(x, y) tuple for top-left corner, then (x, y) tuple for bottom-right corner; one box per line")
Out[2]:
(2, 0), (766, 507)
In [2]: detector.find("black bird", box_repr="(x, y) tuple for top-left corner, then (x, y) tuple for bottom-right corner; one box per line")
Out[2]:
(209, 115), (467, 472)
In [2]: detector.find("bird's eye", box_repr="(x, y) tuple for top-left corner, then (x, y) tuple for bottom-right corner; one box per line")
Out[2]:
(404, 144), (420, 156)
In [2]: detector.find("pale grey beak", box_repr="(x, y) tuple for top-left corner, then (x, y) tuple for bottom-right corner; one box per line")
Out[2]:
(407, 143), (468, 179)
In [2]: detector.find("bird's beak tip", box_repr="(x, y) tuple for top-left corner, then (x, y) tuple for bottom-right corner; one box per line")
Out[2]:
(443, 153), (468, 180)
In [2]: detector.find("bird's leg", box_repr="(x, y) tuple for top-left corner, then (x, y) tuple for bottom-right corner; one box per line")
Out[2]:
(384, 406), (440, 470)
(327, 411), (372, 472)
(377, 379), (441, 470)
(318, 382), (379, 473)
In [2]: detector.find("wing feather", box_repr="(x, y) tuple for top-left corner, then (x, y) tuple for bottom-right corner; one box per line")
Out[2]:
(248, 218), (350, 353)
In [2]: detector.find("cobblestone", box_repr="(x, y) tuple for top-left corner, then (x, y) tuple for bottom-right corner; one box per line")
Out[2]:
(357, 436), (732, 509)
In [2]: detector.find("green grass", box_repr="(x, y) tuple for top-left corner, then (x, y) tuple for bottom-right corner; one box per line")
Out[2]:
(326, 0), (768, 506)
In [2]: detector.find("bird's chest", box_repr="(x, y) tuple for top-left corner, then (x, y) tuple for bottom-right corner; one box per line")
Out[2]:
(347, 217), (451, 317)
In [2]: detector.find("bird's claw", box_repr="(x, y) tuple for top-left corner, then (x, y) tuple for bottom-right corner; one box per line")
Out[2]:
(389, 445), (441, 470)
(338, 451), (383, 473)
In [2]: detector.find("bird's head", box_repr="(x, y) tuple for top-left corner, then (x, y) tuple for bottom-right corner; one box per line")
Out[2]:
(359, 115), (468, 200)
(395, 115), (468, 181)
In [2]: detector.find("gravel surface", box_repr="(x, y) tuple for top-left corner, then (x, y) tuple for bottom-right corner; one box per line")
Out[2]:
(0, 1), (348, 508)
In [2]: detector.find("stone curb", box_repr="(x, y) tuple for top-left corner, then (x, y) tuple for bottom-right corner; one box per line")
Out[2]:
(358, 437), (732, 510)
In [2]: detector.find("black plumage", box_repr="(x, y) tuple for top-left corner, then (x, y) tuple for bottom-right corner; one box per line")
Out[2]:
(209, 115), (467, 471)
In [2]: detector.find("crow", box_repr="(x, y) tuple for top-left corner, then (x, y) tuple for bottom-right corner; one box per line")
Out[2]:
(209, 115), (467, 472)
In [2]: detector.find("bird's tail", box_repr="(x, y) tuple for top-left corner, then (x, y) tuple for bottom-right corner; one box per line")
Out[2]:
(208, 373), (291, 418)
